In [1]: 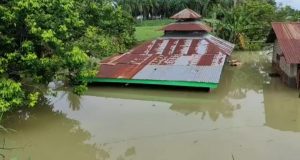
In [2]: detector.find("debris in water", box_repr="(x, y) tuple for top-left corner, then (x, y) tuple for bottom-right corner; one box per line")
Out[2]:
(229, 59), (242, 67)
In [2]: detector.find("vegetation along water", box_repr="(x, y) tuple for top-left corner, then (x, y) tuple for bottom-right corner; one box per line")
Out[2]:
(1, 0), (300, 159)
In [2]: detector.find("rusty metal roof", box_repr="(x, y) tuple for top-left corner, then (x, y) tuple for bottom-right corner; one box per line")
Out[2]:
(271, 22), (300, 64)
(94, 9), (234, 88)
(162, 22), (212, 32)
(127, 35), (234, 56)
(170, 8), (202, 20)
(97, 34), (234, 84)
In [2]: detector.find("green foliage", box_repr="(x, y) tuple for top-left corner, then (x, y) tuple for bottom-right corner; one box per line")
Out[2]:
(79, 1), (136, 47)
(118, 0), (300, 50)
(116, 0), (277, 19)
(28, 92), (40, 108)
(0, 0), (135, 113)
(235, 0), (275, 42)
(0, 79), (24, 112)
(116, 0), (214, 18)
(275, 6), (300, 21)
(65, 47), (89, 71)
(75, 26), (125, 58)
(73, 84), (88, 96)
(205, 0), (276, 50)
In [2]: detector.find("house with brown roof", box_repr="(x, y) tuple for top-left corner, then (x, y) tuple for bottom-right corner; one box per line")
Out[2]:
(267, 22), (300, 88)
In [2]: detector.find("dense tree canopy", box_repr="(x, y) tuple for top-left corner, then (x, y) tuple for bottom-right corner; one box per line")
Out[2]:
(205, 0), (276, 49)
(0, 0), (135, 113)
(276, 5), (300, 21)
(115, 0), (277, 18)
(117, 0), (300, 49)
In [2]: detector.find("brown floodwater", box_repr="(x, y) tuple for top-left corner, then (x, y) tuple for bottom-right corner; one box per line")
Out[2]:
(1, 51), (300, 160)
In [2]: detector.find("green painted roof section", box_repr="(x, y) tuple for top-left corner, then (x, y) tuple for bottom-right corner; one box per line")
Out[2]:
(86, 78), (218, 89)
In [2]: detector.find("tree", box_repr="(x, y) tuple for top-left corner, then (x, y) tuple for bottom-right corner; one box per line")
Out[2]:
(275, 5), (300, 21)
(0, 0), (135, 114)
(205, 0), (276, 49)
(117, 0), (298, 50)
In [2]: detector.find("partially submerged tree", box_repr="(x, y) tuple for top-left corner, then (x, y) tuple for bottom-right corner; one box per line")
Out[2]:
(0, 0), (135, 114)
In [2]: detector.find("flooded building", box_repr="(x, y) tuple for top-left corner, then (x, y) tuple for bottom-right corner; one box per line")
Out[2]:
(90, 9), (235, 90)
(267, 22), (300, 88)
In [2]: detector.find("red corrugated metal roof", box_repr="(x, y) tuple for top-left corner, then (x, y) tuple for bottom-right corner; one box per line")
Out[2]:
(162, 22), (212, 32)
(272, 22), (300, 64)
(97, 36), (235, 81)
(128, 36), (234, 56)
(170, 8), (202, 20)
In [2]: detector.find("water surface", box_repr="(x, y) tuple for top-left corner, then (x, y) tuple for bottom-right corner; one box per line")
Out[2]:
(1, 51), (300, 160)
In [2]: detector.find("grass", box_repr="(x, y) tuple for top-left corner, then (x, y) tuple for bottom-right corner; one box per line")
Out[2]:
(135, 19), (175, 27)
(134, 19), (175, 43)
(135, 26), (164, 42)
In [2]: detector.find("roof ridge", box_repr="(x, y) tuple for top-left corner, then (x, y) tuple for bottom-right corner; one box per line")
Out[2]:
(170, 8), (202, 20)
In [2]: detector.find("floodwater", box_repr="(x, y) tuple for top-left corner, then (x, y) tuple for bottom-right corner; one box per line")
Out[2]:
(1, 51), (300, 160)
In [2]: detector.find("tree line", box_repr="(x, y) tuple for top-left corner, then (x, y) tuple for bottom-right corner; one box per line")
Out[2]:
(115, 0), (276, 18)
(116, 0), (300, 49)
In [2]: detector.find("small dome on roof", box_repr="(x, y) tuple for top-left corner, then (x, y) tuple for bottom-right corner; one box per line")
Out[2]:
(170, 8), (202, 20)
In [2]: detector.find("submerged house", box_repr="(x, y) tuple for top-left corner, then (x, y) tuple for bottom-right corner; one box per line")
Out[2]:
(267, 22), (300, 88)
(89, 9), (235, 90)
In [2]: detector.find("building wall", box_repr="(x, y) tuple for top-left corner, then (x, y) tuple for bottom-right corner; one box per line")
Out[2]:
(273, 39), (280, 63)
(291, 64), (298, 78)
(279, 57), (297, 77)
(273, 39), (298, 88)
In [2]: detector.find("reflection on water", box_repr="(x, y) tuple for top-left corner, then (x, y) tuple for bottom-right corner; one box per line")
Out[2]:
(0, 101), (97, 160)
(67, 92), (82, 111)
(1, 51), (300, 160)
(264, 78), (300, 132)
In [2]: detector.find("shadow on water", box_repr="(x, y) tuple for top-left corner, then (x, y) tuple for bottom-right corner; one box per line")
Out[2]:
(88, 83), (211, 92)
